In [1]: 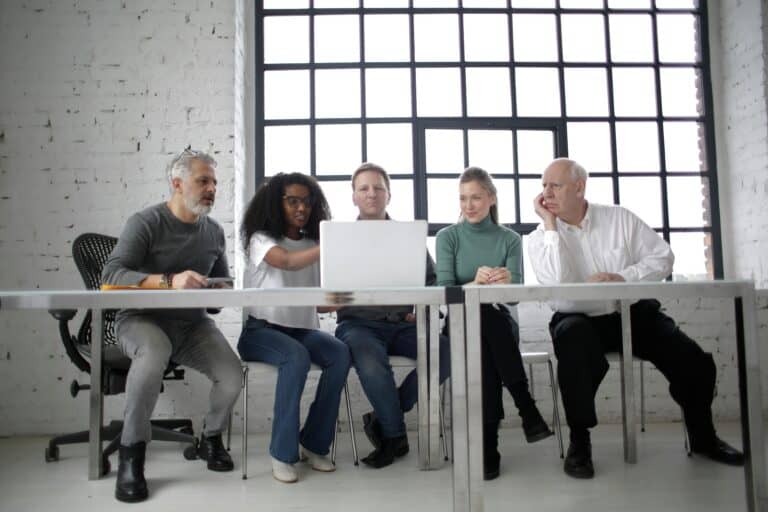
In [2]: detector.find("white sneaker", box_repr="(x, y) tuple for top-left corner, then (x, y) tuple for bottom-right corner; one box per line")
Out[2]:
(271, 457), (298, 483)
(300, 446), (336, 472)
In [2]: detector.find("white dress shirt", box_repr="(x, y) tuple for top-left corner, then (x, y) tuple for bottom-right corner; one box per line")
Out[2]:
(528, 202), (674, 316)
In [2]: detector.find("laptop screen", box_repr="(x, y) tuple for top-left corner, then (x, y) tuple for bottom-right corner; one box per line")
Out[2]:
(319, 220), (427, 289)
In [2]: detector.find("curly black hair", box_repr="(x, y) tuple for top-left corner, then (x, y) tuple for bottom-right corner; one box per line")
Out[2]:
(241, 172), (331, 251)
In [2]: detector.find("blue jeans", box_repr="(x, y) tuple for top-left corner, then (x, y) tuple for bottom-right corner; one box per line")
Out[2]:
(335, 319), (450, 438)
(237, 317), (351, 463)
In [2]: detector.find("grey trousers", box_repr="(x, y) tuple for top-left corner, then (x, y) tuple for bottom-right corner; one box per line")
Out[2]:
(116, 313), (243, 445)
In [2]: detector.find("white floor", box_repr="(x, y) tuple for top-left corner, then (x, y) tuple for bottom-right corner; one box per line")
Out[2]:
(0, 423), (751, 512)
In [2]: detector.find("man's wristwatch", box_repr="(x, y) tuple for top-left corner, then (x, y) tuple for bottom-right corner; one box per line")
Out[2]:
(159, 273), (174, 289)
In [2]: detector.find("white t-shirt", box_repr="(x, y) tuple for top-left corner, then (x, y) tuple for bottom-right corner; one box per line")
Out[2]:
(243, 232), (320, 329)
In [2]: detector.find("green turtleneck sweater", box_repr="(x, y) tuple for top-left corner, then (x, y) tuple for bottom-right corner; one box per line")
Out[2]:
(435, 215), (523, 286)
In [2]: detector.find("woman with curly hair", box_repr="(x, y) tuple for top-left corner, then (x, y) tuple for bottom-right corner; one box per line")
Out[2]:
(238, 172), (350, 483)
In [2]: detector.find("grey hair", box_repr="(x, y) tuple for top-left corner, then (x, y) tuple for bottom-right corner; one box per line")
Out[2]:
(167, 149), (217, 190)
(550, 157), (589, 181)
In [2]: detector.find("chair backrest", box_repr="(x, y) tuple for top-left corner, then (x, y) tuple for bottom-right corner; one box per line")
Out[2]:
(72, 233), (119, 349)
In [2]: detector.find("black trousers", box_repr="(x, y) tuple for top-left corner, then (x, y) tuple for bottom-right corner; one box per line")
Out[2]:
(549, 299), (716, 442)
(479, 304), (531, 426)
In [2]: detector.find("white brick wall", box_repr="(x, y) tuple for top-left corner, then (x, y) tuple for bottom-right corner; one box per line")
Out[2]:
(0, 1), (766, 439)
(715, 0), (768, 288)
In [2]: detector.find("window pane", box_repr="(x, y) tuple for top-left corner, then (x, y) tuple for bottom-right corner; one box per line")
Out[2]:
(515, 68), (561, 117)
(619, 177), (662, 227)
(670, 232), (708, 280)
(463, 14), (510, 62)
(561, 14), (606, 63)
(517, 130), (555, 174)
(426, 129), (464, 173)
(511, 0), (555, 7)
(316, 124), (362, 175)
(264, 0), (307, 8)
(513, 14), (558, 62)
(612, 67), (657, 117)
(610, 14), (653, 62)
(560, 0), (603, 7)
(466, 68), (512, 117)
(265, 125), (310, 176)
(414, 0), (458, 6)
(565, 68), (609, 117)
(656, 0), (697, 8)
(664, 122), (706, 172)
(366, 123), (414, 174)
(314, 0), (358, 6)
(365, 0), (409, 6)
(264, 70), (309, 120)
(567, 122), (612, 173)
(315, 69), (361, 118)
(667, 176), (709, 227)
(660, 68), (701, 117)
(658, 14), (700, 63)
(388, 179), (415, 220)
(607, 0), (650, 7)
(462, 0), (507, 7)
(315, 15), (360, 63)
(586, 177), (615, 205)
(364, 15), (410, 63)
(616, 122), (660, 173)
(467, 130), (515, 175)
(416, 68), (462, 117)
(518, 178), (543, 223)
(414, 14), (460, 62)
(264, 17), (309, 64)
(494, 179), (517, 225)
(428, 178), (459, 223)
(365, 68), (412, 118)
(319, 181), (358, 221)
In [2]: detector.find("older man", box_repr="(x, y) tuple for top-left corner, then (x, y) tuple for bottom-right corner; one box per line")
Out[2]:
(102, 149), (242, 502)
(528, 157), (743, 479)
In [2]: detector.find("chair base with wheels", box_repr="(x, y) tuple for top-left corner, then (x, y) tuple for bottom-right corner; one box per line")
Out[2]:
(240, 362), (358, 479)
(523, 351), (564, 458)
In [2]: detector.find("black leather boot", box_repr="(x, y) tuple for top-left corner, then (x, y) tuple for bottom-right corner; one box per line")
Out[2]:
(197, 433), (234, 472)
(520, 405), (554, 443)
(115, 442), (148, 503)
(361, 435), (409, 468)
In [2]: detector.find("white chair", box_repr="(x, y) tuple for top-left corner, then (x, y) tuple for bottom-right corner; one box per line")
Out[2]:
(522, 351), (565, 458)
(240, 361), (358, 479)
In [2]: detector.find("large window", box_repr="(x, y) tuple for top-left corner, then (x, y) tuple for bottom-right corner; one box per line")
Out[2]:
(256, 0), (720, 281)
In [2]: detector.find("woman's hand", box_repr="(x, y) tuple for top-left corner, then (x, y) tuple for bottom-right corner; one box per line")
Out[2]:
(474, 266), (511, 285)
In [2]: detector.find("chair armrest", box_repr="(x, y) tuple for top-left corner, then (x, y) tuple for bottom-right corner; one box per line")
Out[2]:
(206, 308), (222, 315)
(49, 309), (77, 321)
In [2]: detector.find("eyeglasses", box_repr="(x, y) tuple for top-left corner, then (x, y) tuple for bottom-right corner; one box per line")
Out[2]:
(283, 195), (314, 208)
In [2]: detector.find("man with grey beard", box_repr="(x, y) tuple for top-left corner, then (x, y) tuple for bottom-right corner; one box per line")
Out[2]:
(102, 149), (242, 503)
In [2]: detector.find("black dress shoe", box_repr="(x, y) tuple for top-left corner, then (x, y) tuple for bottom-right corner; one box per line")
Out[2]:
(522, 407), (555, 444)
(115, 442), (149, 503)
(691, 437), (745, 466)
(361, 435), (409, 468)
(563, 441), (594, 479)
(197, 434), (234, 472)
(362, 411), (383, 450)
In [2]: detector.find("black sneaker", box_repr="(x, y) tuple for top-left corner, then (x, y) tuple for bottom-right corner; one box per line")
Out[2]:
(691, 436), (745, 466)
(563, 441), (594, 479)
(197, 434), (234, 472)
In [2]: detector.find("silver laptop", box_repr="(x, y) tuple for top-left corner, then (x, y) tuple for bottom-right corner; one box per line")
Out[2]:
(320, 220), (427, 289)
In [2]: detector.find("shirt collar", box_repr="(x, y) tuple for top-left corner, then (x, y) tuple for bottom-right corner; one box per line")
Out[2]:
(558, 201), (592, 233)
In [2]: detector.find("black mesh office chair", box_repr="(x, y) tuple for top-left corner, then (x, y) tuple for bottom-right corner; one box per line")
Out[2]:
(45, 232), (195, 474)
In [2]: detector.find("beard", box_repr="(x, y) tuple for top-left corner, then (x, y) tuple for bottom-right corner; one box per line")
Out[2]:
(184, 193), (214, 217)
